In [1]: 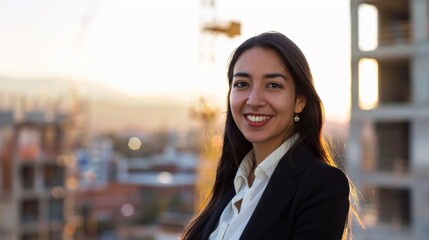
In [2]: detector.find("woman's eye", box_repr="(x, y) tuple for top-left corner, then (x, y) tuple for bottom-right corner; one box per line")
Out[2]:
(267, 82), (283, 89)
(233, 81), (248, 88)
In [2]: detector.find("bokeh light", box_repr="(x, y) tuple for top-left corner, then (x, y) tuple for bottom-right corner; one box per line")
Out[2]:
(128, 137), (142, 150)
(51, 187), (65, 199)
(121, 203), (135, 217)
(157, 171), (173, 184)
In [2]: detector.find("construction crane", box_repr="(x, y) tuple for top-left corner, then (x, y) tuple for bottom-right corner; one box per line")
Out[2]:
(192, 0), (241, 211)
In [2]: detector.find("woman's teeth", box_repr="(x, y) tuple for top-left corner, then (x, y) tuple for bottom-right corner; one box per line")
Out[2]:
(246, 115), (270, 122)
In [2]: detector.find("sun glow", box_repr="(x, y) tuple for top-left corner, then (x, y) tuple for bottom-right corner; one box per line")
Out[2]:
(0, 0), (353, 124)
(358, 4), (378, 51)
(359, 58), (378, 109)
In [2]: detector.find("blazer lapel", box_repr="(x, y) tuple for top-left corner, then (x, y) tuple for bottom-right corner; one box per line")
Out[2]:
(201, 185), (235, 239)
(239, 145), (313, 240)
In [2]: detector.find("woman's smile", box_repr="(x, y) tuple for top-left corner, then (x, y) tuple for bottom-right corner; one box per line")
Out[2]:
(245, 114), (272, 126)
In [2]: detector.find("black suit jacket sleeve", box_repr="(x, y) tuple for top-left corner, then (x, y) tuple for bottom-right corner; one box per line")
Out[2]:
(290, 162), (350, 239)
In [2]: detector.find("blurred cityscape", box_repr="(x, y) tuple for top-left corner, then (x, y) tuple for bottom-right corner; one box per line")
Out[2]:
(0, 0), (237, 238)
(0, 75), (214, 240)
(0, 0), (429, 239)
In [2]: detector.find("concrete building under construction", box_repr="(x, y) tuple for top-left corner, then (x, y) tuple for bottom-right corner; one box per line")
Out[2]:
(0, 89), (86, 240)
(348, 0), (429, 239)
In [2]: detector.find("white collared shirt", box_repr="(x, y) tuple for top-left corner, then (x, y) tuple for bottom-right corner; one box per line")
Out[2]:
(209, 134), (299, 240)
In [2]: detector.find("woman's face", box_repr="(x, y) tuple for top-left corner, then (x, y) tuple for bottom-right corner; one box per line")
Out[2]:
(229, 47), (306, 152)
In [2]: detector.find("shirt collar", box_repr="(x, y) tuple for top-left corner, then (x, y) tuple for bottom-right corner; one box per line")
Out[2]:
(258, 133), (299, 177)
(233, 134), (299, 192)
(234, 150), (255, 192)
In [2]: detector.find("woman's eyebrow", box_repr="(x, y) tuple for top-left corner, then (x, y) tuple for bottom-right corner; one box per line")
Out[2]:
(264, 73), (287, 80)
(233, 72), (287, 80)
(233, 72), (251, 78)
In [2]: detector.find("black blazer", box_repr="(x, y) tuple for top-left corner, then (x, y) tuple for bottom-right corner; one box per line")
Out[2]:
(200, 145), (350, 240)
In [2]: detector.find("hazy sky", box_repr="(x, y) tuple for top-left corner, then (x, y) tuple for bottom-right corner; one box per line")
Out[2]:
(0, 0), (351, 123)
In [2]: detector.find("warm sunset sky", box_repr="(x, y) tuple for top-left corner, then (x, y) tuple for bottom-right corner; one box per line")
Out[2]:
(0, 0), (351, 123)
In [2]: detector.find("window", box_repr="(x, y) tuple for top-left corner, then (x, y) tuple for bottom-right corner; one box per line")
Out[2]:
(378, 187), (410, 227)
(18, 128), (41, 160)
(20, 166), (35, 190)
(48, 198), (64, 221)
(20, 199), (39, 224)
(43, 165), (65, 188)
(375, 121), (410, 172)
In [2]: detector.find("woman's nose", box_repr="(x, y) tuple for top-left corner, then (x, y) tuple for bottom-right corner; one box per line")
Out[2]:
(246, 88), (266, 107)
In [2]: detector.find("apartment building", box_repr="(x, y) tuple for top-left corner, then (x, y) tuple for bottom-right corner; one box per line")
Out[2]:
(348, 0), (429, 239)
(0, 109), (72, 240)
(0, 85), (86, 240)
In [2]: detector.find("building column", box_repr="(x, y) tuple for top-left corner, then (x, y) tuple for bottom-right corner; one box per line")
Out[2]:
(412, 56), (429, 104)
(346, 119), (363, 183)
(411, 38), (429, 238)
(350, 0), (360, 111)
(412, 182), (429, 239)
(411, 0), (429, 43)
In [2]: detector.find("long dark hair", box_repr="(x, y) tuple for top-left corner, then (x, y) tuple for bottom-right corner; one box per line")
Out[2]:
(181, 31), (359, 239)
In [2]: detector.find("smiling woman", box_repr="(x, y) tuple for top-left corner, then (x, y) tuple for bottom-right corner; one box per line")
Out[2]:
(181, 31), (360, 240)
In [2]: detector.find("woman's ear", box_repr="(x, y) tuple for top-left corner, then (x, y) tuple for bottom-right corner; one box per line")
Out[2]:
(294, 95), (306, 113)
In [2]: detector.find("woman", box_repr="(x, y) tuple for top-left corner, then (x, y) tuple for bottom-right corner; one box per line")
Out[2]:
(182, 31), (359, 240)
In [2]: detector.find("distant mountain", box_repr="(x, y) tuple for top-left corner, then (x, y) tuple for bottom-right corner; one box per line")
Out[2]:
(0, 75), (199, 134)
(0, 75), (350, 137)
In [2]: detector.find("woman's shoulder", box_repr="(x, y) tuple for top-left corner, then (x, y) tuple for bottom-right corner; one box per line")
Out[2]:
(287, 145), (348, 182)
(281, 144), (350, 192)
(302, 156), (350, 193)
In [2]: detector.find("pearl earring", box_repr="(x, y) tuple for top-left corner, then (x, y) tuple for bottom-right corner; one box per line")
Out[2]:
(294, 114), (300, 122)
